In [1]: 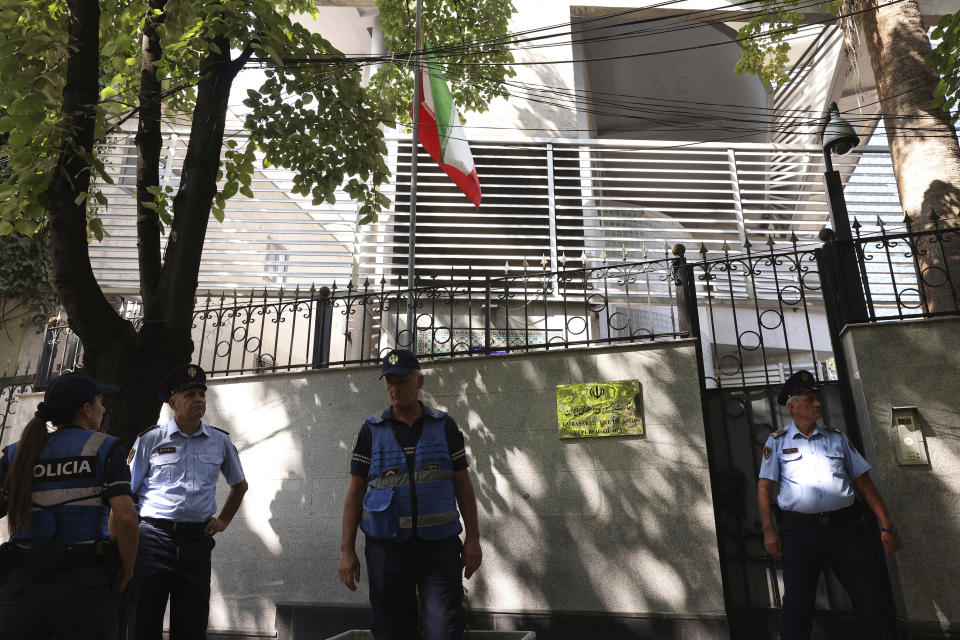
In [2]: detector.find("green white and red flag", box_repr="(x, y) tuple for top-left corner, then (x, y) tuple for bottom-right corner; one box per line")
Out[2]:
(415, 55), (481, 208)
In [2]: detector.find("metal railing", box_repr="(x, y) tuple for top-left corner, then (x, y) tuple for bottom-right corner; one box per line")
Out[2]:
(853, 216), (960, 319)
(34, 225), (959, 388)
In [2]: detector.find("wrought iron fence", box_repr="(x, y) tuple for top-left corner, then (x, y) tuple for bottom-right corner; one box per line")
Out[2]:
(853, 215), (960, 319)
(0, 376), (34, 446)
(29, 225), (960, 388)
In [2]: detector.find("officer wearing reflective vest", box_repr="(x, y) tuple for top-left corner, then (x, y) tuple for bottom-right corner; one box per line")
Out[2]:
(0, 371), (139, 639)
(758, 370), (903, 640)
(339, 349), (482, 640)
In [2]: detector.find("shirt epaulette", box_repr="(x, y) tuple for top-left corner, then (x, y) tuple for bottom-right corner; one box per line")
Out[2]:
(825, 426), (842, 433)
(138, 424), (160, 438)
(211, 426), (230, 435)
(773, 428), (788, 438)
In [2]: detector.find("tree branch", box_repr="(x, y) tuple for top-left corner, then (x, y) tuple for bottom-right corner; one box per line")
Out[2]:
(47, 0), (132, 349)
(232, 44), (256, 76)
(152, 36), (235, 339)
(135, 0), (167, 311)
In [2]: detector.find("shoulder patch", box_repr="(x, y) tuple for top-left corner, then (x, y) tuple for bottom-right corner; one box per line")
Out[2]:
(138, 424), (160, 438)
(825, 426), (842, 433)
(212, 426), (230, 435)
(127, 448), (135, 464)
(772, 428), (787, 438)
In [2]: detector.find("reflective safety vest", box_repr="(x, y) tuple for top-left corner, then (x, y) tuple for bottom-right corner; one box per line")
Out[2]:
(360, 407), (462, 542)
(6, 427), (116, 546)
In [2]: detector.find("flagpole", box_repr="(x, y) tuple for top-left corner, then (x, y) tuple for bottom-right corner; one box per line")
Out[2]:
(406, 0), (423, 348)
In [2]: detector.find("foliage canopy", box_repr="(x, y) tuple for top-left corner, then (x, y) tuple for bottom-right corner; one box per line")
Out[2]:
(0, 0), (516, 234)
(928, 10), (960, 127)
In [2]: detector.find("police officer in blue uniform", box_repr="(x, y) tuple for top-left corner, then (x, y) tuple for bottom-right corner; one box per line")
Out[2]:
(758, 370), (904, 640)
(339, 349), (482, 640)
(0, 370), (139, 639)
(127, 364), (248, 640)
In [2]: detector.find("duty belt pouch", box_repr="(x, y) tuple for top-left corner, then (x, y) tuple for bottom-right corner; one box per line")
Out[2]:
(28, 541), (66, 581)
(363, 488), (399, 539)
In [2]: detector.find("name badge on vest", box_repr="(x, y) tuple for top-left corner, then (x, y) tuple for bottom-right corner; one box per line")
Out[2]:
(782, 447), (799, 454)
(421, 463), (440, 471)
(156, 446), (176, 454)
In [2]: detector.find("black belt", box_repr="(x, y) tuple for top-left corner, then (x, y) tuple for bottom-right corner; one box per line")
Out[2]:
(142, 517), (206, 533)
(9, 541), (117, 569)
(781, 503), (858, 525)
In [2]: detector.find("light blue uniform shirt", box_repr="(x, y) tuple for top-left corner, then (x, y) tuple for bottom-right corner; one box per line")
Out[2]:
(130, 418), (245, 522)
(759, 421), (871, 514)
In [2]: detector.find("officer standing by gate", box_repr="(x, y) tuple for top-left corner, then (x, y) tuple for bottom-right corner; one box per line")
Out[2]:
(0, 370), (139, 639)
(339, 349), (482, 640)
(758, 370), (903, 640)
(127, 363), (248, 640)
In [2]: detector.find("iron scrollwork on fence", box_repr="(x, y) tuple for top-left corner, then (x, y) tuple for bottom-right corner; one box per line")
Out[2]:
(853, 214), (960, 319)
(28, 225), (960, 385)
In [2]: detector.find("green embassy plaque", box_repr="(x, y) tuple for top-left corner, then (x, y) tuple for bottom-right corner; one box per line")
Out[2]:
(556, 379), (644, 439)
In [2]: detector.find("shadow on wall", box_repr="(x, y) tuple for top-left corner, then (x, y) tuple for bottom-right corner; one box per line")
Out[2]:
(203, 342), (725, 634)
(845, 319), (960, 629)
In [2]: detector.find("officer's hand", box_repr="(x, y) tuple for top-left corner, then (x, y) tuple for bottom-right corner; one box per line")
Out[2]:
(462, 535), (482, 580)
(881, 530), (904, 554)
(204, 516), (228, 536)
(339, 549), (361, 591)
(119, 568), (134, 593)
(763, 528), (782, 561)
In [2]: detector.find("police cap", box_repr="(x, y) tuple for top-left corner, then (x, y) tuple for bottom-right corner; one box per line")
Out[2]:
(37, 370), (119, 421)
(380, 349), (420, 379)
(158, 363), (207, 402)
(777, 369), (818, 406)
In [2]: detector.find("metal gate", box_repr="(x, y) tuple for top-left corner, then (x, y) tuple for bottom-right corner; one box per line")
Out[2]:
(670, 233), (899, 638)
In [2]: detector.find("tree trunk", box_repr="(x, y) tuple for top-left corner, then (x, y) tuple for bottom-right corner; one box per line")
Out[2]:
(47, 7), (243, 446)
(856, 0), (960, 312)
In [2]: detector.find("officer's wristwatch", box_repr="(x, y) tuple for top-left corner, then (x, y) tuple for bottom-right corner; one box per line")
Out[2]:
(880, 527), (898, 535)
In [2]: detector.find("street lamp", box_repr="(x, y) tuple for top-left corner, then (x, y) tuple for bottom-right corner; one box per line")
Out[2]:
(820, 101), (861, 239)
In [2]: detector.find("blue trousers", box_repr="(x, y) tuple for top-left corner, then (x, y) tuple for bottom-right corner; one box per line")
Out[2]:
(127, 522), (215, 640)
(365, 536), (465, 640)
(780, 512), (892, 640)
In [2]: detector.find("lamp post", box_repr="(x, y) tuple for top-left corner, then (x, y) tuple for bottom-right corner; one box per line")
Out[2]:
(820, 101), (861, 240)
(818, 100), (868, 325)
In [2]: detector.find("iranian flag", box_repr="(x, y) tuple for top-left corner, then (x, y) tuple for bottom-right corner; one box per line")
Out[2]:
(415, 55), (481, 208)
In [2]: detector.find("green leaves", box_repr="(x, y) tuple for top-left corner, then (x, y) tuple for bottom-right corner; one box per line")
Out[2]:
(0, 230), (58, 327)
(927, 10), (960, 126)
(372, 0), (516, 131)
(732, 0), (804, 88)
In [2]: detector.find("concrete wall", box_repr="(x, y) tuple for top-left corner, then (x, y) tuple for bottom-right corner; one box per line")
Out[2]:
(3, 341), (725, 634)
(842, 317), (960, 630)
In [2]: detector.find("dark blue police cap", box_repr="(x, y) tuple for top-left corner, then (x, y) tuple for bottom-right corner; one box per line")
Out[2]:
(38, 370), (119, 421)
(158, 363), (207, 402)
(777, 369), (819, 406)
(380, 349), (420, 379)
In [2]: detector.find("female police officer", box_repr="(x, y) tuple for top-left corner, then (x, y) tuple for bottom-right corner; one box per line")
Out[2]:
(0, 370), (139, 639)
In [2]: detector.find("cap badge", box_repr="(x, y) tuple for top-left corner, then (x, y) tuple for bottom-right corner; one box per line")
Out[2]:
(800, 371), (810, 381)
(187, 366), (197, 377)
(388, 354), (399, 365)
